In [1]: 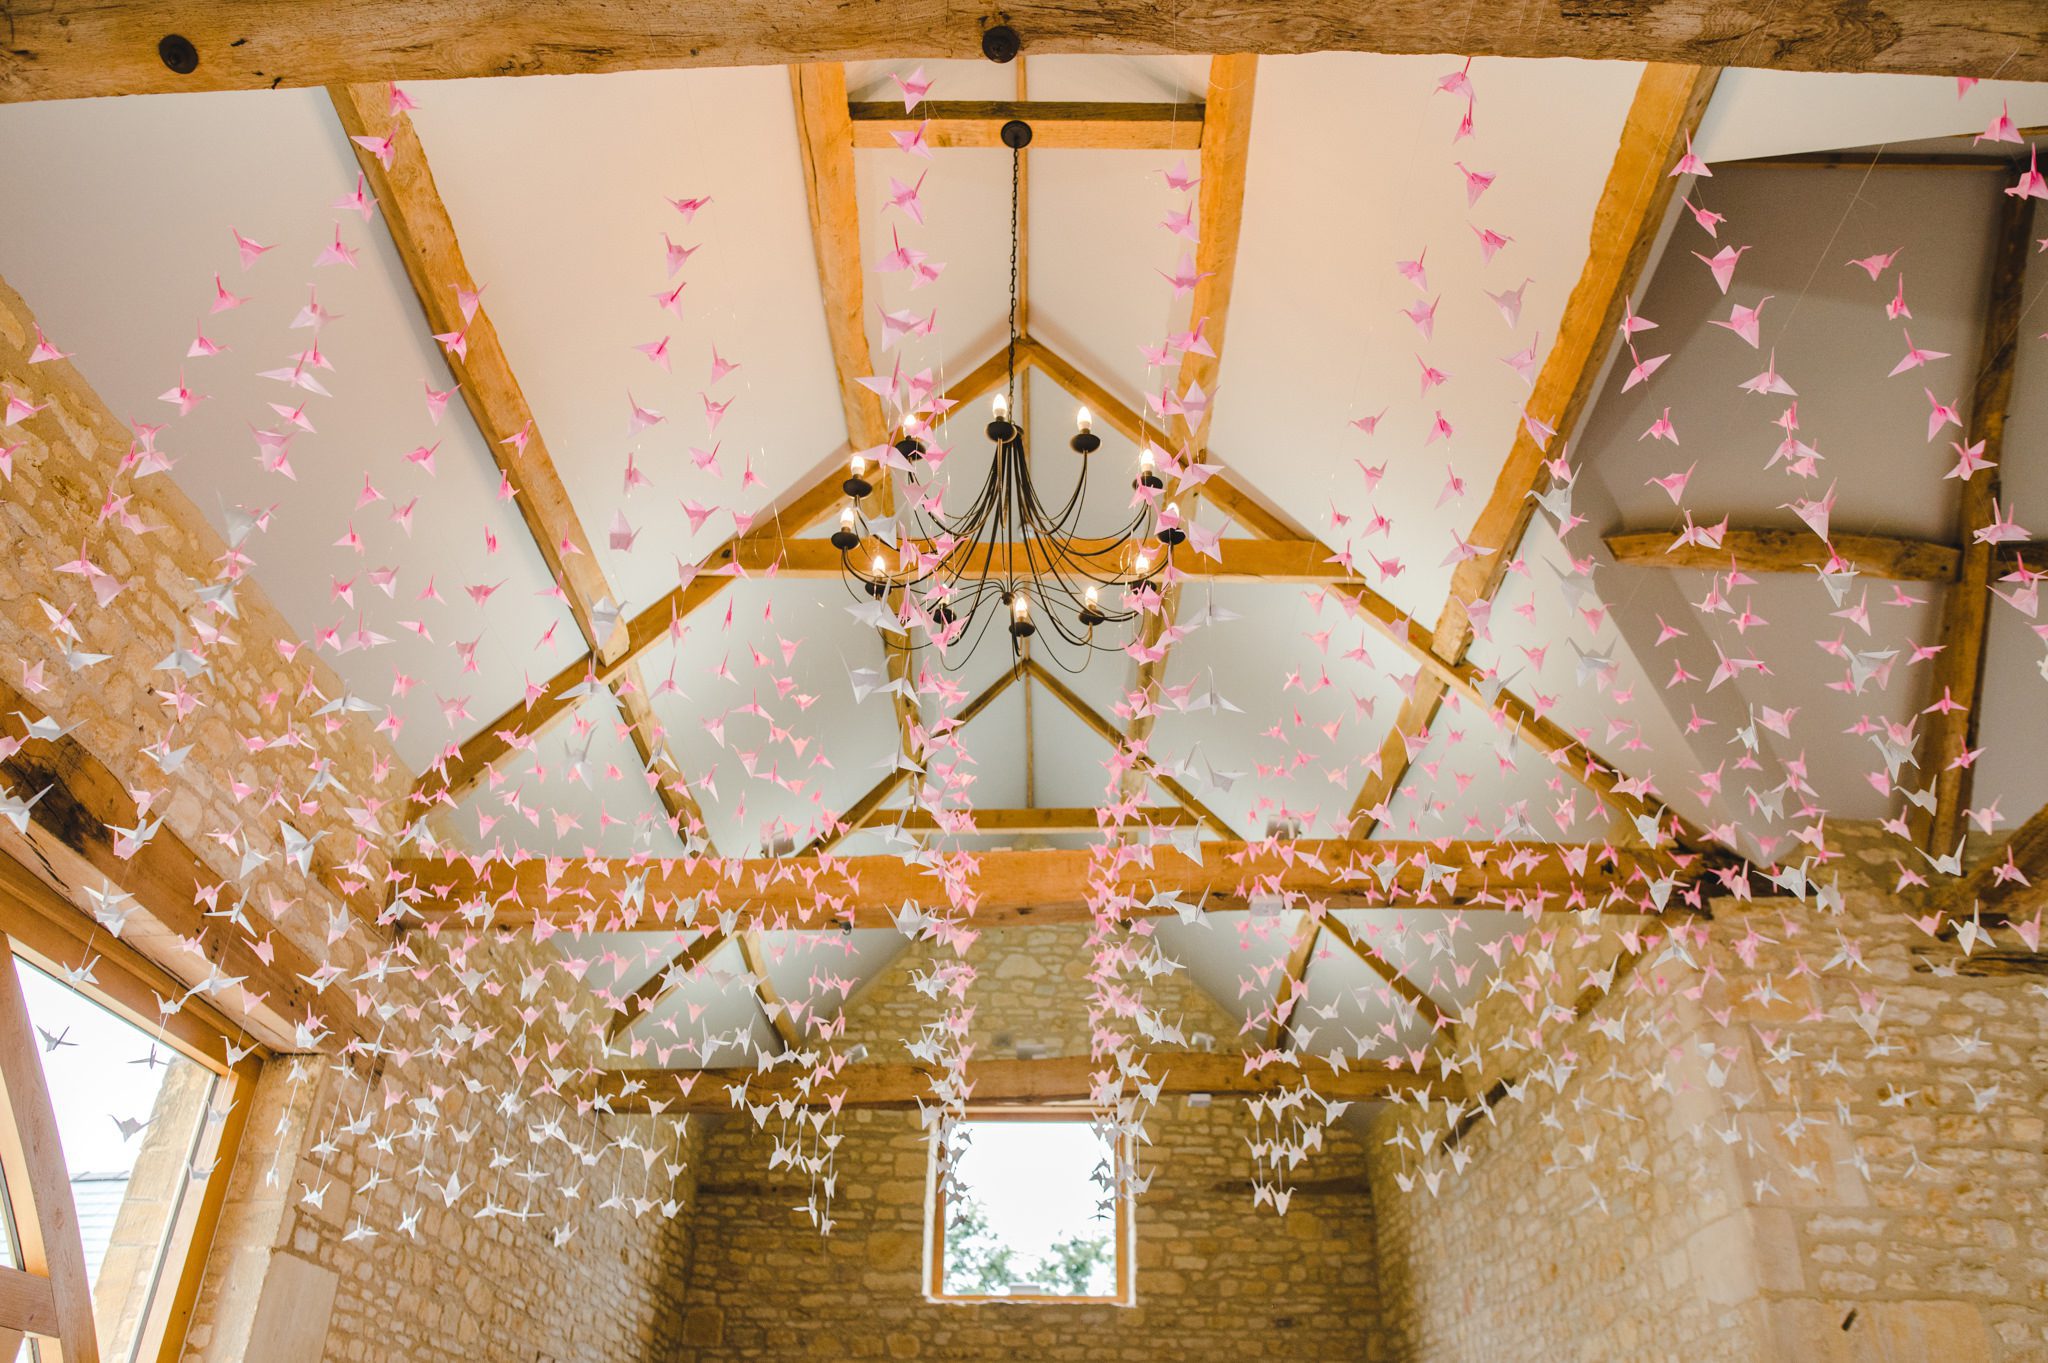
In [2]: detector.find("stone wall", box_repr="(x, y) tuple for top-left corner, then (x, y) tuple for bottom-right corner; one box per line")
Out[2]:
(0, 274), (702, 1363)
(678, 921), (1384, 1360)
(681, 1099), (1381, 1363)
(1367, 832), (2048, 1363)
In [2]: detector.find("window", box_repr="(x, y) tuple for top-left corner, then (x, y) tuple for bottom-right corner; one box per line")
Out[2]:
(1, 947), (246, 1363)
(927, 1113), (1132, 1305)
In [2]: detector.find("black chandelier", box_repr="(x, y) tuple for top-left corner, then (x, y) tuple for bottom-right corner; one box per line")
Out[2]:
(832, 121), (1181, 668)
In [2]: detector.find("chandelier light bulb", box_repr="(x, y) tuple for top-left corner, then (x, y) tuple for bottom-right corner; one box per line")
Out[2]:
(1076, 406), (1092, 433)
(1013, 593), (1030, 621)
(850, 452), (867, 478)
(992, 393), (1009, 421)
(831, 503), (861, 550)
(1134, 551), (1153, 576)
(870, 553), (887, 576)
(1139, 448), (1155, 474)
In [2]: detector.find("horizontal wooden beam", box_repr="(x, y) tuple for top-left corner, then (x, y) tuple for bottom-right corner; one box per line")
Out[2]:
(850, 100), (1203, 149)
(0, 682), (364, 1057)
(734, 535), (1350, 583)
(589, 1050), (1441, 1113)
(393, 839), (1665, 930)
(861, 806), (1199, 834)
(0, 1265), (57, 1338)
(4, 1), (2038, 102)
(1604, 526), (1966, 581)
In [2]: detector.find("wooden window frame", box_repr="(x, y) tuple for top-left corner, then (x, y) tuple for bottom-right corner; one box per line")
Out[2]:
(0, 885), (260, 1363)
(924, 1107), (1135, 1308)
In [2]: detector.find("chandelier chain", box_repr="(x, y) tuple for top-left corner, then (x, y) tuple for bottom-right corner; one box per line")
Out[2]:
(1006, 145), (1020, 412)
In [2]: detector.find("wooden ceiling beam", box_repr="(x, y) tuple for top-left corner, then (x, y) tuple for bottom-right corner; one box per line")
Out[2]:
(791, 64), (921, 770)
(589, 1050), (1441, 1112)
(1914, 192), (2034, 853)
(850, 101), (1204, 150)
(330, 83), (623, 664)
(859, 806), (1199, 834)
(1604, 526), (1966, 581)
(1607, 526), (2046, 580)
(730, 534), (1357, 582)
(1011, 335), (1307, 542)
(334, 82), (713, 847)
(412, 343), (1010, 812)
(409, 449), (849, 807)
(1122, 54), (1257, 803)
(1020, 658), (1237, 838)
(394, 838), (1668, 929)
(603, 929), (725, 1043)
(801, 658), (1024, 856)
(737, 927), (806, 1050)
(0, 682), (364, 1057)
(7, 1), (2037, 102)
(1318, 909), (1446, 1026)
(1435, 65), (1719, 663)
(1343, 64), (1719, 844)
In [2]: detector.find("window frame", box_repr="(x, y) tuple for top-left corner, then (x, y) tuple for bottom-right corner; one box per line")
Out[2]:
(924, 1107), (1136, 1308)
(0, 886), (259, 1363)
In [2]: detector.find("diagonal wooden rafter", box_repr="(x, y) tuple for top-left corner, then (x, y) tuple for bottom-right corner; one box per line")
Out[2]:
(330, 84), (622, 664)
(8, 2), (2039, 104)
(1913, 192), (2034, 854)
(411, 349), (1010, 812)
(737, 927), (807, 1050)
(1021, 659), (1236, 837)
(1317, 910), (1445, 1026)
(802, 658), (1026, 856)
(1120, 54), (1257, 804)
(791, 63), (922, 771)
(1344, 64), (1721, 843)
(603, 927), (725, 1042)
(1266, 921), (1322, 1050)
(331, 83), (712, 848)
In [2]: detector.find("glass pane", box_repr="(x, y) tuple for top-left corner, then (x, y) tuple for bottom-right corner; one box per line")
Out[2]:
(12, 960), (216, 1361)
(941, 1119), (1118, 1298)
